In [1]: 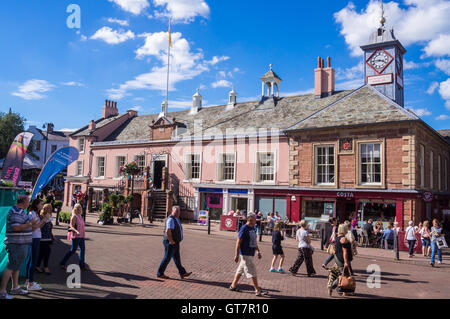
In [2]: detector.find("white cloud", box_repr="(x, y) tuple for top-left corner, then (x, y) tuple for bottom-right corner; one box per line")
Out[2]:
(334, 0), (450, 57)
(409, 108), (431, 116)
(336, 78), (365, 91)
(435, 59), (450, 76)
(206, 56), (230, 65)
(439, 78), (450, 110)
(108, 31), (208, 99)
(107, 18), (129, 26)
(129, 105), (143, 111)
(12, 80), (55, 100)
(59, 128), (78, 132)
(283, 89), (314, 97)
(108, 0), (149, 15)
(91, 27), (135, 44)
(212, 80), (232, 88)
(336, 63), (364, 81)
(427, 81), (439, 94)
(61, 81), (85, 87)
(436, 114), (450, 120)
(404, 60), (421, 70)
(423, 34), (450, 57)
(152, 0), (210, 22)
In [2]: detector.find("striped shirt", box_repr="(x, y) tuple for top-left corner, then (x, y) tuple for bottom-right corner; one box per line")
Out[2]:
(5, 206), (32, 245)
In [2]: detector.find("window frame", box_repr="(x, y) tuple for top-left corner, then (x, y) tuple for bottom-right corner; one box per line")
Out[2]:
(255, 151), (277, 184)
(438, 154), (442, 191)
(75, 160), (84, 177)
(114, 155), (127, 179)
(134, 154), (146, 177)
(95, 156), (106, 179)
(430, 150), (434, 190)
(217, 152), (236, 183)
(78, 138), (85, 154)
(356, 139), (385, 188)
(313, 144), (336, 186)
(184, 153), (202, 182)
(419, 144), (425, 188)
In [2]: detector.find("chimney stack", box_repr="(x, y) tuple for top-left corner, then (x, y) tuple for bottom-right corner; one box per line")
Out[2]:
(102, 99), (120, 118)
(314, 56), (335, 99)
(88, 120), (96, 131)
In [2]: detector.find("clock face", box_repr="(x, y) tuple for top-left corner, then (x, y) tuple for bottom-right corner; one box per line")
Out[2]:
(367, 49), (393, 74)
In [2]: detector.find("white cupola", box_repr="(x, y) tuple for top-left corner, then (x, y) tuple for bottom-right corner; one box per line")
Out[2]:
(227, 87), (237, 110)
(260, 64), (282, 98)
(159, 100), (168, 118)
(191, 89), (202, 114)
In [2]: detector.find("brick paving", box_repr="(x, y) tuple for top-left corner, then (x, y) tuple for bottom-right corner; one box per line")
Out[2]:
(10, 215), (450, 299)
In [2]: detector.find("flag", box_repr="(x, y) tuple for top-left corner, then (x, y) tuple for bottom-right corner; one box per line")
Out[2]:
(1, 132), (34, 187)
(168, 18), (172, 48)
(31, 146), (79, 200)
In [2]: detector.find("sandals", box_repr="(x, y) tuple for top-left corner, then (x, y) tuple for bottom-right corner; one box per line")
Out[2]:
(229, 286), (242, 292)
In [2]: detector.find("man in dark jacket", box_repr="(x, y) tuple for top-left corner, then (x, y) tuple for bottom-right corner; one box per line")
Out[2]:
(157, 206), (192, 280)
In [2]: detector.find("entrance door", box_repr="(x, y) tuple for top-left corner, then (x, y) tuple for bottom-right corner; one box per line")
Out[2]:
(153, 161), (165, 189)
(231, 197), (248, 212)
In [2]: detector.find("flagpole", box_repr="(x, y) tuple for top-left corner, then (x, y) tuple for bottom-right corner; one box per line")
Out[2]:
(165, 17), (172, 110)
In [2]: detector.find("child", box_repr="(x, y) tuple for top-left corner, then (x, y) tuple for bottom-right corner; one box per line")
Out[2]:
(270, 222), (285, 273)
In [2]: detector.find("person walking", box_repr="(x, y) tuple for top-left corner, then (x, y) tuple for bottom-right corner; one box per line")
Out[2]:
(327, 223), (354, 296)
(0, 195), (37, 299)
(36, 204), (55, 275)
(229, 212), (268, 296)
(270, 222), (285, 273)
(25, 199), (50, 292)
(430, 219), (443, 267)
(405, 221), (417, 258)
(60, 204), (87, 270)
(419, 221), (432, 257)
(157, 206), (192, 279)
(322, 218), (337, 270)
(289, 220), (316, 277)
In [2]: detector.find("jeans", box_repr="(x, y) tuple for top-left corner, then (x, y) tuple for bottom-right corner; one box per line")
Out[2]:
(430, 241), (442, 264)
(408, 240), (416, 256)
(60, 238), (86, 269)
(323, 254), (334, 266)
(37, 241), (52, 268)
(157, 240), (186, 276)
(26, 238), (40, 282)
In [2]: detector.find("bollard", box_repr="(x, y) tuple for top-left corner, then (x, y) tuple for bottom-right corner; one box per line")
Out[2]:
(259, 223), (263, 242)
(207, 212), (211, 235)
(394, 231), (399, 260)
(321, 228), (325, 251)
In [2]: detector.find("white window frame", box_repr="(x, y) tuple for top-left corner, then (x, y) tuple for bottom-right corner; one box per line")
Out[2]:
(95, 156), (106, 179)
(419, 144), (425, 188)
(134, 154), (146, 177)
(217, 153), (236, 182)
(438, 155), (442, 191)
(255, 151), (277, 184)
(75, 160), (84, 177)
(184, 153), (202, 182)
(78, 138), (85, 153)
(430, 151), (434, 189)
(359, 142), (382, 186)
(314, 145), (336, 186)
(114, 155), (127, 179)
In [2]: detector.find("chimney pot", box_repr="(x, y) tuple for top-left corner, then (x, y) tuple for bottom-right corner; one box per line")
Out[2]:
(327, 57), (331, 68)
(317, 57), (321, 68)
(315, 56), (335, 99)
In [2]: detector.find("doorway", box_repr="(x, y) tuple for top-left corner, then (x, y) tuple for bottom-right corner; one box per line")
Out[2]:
(231, 197), (248, 213)
(153, 161), (165, 189)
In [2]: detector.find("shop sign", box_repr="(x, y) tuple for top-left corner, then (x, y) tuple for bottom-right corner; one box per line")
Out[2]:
(339, 138), (353, 153)
(337, 192), (354, 198)
(220, 215), (237, 231)
(423, 192), (433, 202)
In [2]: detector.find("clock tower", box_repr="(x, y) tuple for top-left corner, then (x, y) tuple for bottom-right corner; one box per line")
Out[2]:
(360, 3), (406, 107)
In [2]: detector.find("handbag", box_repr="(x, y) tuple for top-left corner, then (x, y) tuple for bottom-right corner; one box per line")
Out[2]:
(326, 243), (335, 255)
(338, 267), (356, 293)
(436, 236), (448, 249)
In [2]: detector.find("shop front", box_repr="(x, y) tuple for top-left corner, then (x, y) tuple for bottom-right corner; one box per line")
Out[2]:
(198, 188), (223, 220)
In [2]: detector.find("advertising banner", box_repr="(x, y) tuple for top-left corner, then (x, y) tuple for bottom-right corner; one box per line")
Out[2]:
(31, 146), (79, 200)
(1, 132), (34, 187)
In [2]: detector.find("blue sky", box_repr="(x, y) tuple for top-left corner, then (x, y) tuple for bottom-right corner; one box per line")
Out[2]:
(1, 0), (449, 131)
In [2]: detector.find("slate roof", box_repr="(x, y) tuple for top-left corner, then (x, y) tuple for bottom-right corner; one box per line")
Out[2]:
(36, 128), (71, 141)
(260, 69), (282, 81)
(71, 114), (127, 137)
(102, 90), (351, 142)
(285, 85), (418, 131)
(438, 130), (450, 143)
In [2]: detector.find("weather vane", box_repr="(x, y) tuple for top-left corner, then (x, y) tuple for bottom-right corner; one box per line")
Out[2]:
(380, 0), (386, 27)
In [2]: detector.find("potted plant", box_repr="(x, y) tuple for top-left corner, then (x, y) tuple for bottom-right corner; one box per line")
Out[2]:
(0, 180), (14, 188)
(98, 202), (113, 225)
(53, 200), (63, 225)
(109, 194), (120, 217)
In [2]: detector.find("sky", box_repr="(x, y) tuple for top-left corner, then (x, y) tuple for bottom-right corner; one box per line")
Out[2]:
(0, 0), (449, 132)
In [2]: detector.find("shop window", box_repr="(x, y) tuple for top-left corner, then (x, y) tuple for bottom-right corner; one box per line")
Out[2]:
(315, 146), (335, 185)
(359, 143), (382, 185)
(179, 196), (195, 211)
(357, 202), (396, 223)
(301, 200), (335, 219)
(256, 197), (287, 220)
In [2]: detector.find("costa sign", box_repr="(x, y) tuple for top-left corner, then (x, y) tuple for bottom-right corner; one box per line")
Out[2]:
(337, 192), (354, 198)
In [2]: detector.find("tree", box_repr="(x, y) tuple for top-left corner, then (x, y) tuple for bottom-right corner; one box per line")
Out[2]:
(0, 109), (26, 159)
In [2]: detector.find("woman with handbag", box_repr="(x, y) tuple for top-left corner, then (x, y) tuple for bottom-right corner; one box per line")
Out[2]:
(322, 219), (337, 270)
(327, 224), (354, 297)
(60, 204), (88, 271)
(430, 219), (444, 267)
(36, 204), (55, 275)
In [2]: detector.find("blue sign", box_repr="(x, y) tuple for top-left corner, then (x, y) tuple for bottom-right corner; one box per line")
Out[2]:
(199, 188), (222, 194)
(31, 147), (79, 200)
(228, 189), (248, 194)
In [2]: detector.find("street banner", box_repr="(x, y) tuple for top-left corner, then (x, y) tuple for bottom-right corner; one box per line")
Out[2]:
(1, 132), (34, 187)
(31, 146), (79, 200)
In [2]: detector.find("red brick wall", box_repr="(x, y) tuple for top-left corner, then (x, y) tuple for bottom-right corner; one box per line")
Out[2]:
(151, 126), (174, 141)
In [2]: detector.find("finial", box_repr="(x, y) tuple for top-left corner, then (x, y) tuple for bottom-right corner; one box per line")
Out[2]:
(380, 0), (386, 27)
(269, 64), (273, 71)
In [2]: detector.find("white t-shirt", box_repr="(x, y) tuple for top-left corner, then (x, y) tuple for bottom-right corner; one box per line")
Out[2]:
(30, 211), (42, 239)
(405, 226), (416, 241)
(297, 229), (311, 249)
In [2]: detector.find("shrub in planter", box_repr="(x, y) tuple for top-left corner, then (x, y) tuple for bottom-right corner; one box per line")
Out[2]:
(58, 212), (72, 224)
(0, 180), (14, 188)
(99, 203), (113, 224)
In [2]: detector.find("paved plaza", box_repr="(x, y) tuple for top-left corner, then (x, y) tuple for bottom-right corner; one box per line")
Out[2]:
(10, 215), (450, 299)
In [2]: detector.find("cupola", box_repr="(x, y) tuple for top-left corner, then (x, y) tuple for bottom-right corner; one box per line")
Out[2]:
(191, 89), (202, 114)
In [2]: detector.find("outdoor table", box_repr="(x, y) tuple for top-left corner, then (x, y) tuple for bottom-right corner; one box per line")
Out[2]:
(285, 223), (299, 238)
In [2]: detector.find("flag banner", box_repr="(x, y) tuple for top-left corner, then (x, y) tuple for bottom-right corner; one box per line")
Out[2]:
(31, 146), (79, 200)
(1, 132), (34, 187)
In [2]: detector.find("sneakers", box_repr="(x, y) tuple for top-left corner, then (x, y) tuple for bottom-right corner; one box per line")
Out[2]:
(9, 287), (29, 295)
(0, 292), (14, 299)
(277, 268), (285, 273)
(437, 261), (442, 265)
(269, 268), (277, 272)
(27, 282), (43, 291)
(322, 264), (329, 270)
(255, 289), (269, 297)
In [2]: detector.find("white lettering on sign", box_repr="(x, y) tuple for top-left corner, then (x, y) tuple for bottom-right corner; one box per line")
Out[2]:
(367, 74), (393, 86)
(337, 192), (354, 198)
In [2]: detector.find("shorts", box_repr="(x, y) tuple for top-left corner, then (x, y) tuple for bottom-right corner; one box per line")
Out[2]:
(272, 246), (284, 255)
(422, 238), (431, 247)
(236, 255), (257, 279)
(5, 243), (29, 271)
